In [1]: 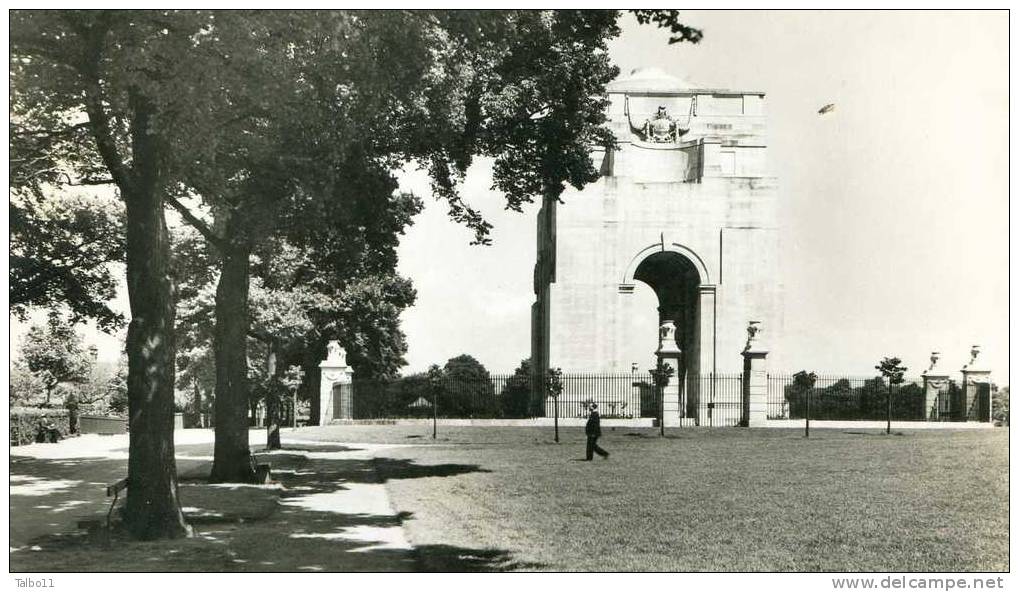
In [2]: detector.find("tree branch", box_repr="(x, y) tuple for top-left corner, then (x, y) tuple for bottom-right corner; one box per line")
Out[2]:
(66, 175), (116, 186)
(79, 23), (133, 193)
(248, 328), (273, 345)
(164, 195), (229, 252)
(176, 304), (214, 328)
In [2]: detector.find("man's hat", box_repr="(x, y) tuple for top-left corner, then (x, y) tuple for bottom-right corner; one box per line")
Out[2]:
(590, 403), (598, 409)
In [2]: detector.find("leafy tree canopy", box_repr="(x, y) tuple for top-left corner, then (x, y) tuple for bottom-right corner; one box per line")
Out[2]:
(10, 192), (125, 330)
(19, 311), (96, 404)
(876, 357), (908, 386)
(443, 354), (492, 382)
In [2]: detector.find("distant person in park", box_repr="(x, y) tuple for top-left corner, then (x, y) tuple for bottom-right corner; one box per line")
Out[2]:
(585, 403), (610, 461)
(36, 415), (61, 443)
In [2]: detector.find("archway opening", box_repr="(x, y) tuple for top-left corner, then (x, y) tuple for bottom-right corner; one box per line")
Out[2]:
(625, 282), (661, 373)
(633, 251), (702, 417)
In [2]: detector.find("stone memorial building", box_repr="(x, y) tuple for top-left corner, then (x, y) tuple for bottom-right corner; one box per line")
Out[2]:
(531, 68), (782, 421)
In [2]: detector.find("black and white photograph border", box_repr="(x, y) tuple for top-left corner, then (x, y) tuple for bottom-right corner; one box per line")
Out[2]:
(6, 2), (1013, 590)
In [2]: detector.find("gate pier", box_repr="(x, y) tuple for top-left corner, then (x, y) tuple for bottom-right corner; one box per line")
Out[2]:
(319, 340), (354, 424)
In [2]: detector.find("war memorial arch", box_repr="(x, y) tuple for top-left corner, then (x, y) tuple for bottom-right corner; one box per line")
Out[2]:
(530, 67), (782, 425)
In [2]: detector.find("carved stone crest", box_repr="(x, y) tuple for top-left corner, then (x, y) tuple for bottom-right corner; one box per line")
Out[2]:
(642, 106), (681, 143)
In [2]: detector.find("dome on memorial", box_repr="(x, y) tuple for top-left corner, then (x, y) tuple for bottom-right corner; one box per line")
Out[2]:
(606, 67), (696, 93)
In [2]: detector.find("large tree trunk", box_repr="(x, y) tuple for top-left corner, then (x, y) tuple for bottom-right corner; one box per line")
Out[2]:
(121, 100), (190, 538)
(265, 344), (282, 450)
(210, 242), (256, 483)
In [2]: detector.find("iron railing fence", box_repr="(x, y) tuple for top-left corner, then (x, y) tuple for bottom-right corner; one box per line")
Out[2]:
(766, 374), (929, 421)
(341, 372), (986, 423)
(351, 374), (522, 420)
(350, 373), (653, 420)
(554, 373), (650, 419)
(346, 372), (747, 422)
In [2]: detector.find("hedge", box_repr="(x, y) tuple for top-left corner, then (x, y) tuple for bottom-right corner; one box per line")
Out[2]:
(10, 407), (71, 446)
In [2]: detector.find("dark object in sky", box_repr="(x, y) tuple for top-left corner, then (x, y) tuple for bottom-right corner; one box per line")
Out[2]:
(818, 103), (836, 115)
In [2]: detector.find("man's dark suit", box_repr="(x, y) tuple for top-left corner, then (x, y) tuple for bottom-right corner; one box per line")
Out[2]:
(585, 409), (609, 460)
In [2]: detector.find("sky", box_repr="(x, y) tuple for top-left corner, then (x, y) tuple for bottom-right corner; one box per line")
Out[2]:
(9, 11), (1011, 384)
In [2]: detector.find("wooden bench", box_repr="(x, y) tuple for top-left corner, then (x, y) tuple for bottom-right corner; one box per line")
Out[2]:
(82, 465), (271, 535)
(105, 477), (128, 530)
(255, 463), (272, 483)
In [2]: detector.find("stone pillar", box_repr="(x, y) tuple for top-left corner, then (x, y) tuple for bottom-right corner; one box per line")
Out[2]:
(697, 285), (717, 376)
(656, 320), (683, 427)
(319, 340), (354, 425)
(960, 345), (991, 422)
(921, 351), (949, 421)
(695, 285), (717, 426)
(741, 321), (768, 427)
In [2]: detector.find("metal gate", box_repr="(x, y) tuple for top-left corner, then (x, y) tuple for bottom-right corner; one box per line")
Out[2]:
(691, 373), (744, 427)
(974, 382), (991, 422)
(332, 383), (353, 420)
(935, 380), (966, 421)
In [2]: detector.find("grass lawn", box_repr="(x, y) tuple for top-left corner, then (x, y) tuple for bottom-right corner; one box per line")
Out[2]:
(293, 425), (1009, 572)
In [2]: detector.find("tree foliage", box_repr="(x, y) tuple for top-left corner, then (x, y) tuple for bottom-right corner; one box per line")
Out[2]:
(66, 356), (130, 421)
(19, 312), (96, 405)
(792, 370), (818, 392)
(10, 359), (47, 407)
(631, 10), (703, 45)
(10, 193), (125, 330)
(438, 354), (495, 417)
(992, 385), (1008, 425)
(269, 167), (422, 380)
(499, 358), (534, 418)
(9, 8), (703, 536)
(876, 357), (908, 386)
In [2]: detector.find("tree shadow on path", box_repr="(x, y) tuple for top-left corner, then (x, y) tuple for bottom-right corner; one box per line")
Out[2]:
(11, 443), (528, 572)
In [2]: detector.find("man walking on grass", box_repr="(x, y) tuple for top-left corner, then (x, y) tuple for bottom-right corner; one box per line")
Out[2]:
(585, 403), (610, 460)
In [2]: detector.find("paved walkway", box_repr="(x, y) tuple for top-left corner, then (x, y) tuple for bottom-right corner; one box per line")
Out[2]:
(269, 443), (413, 555)
(10, 429), (417, 571)
(10, 432), (212, 551)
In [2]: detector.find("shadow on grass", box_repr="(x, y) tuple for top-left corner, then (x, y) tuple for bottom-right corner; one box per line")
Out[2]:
(415, 544), (544, 572)
(11, 446), (504, 572)
(373, 458), (491, 482)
